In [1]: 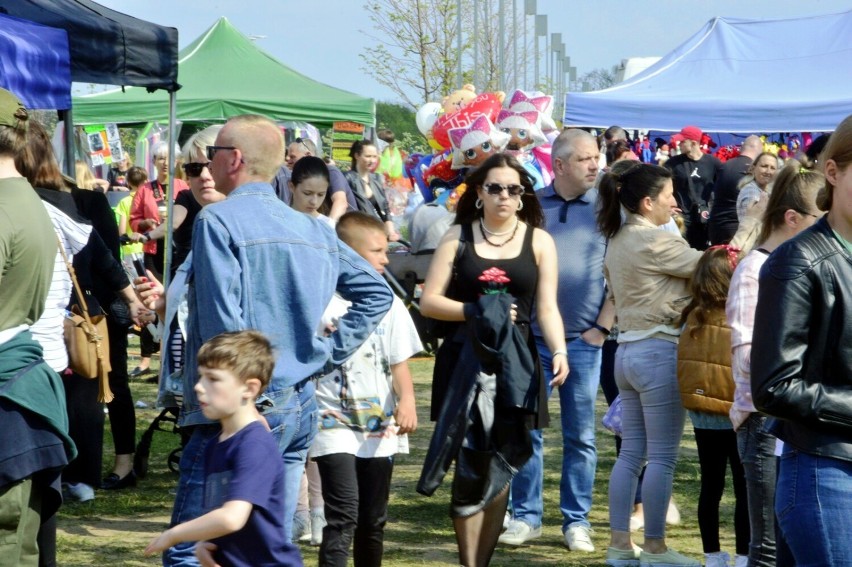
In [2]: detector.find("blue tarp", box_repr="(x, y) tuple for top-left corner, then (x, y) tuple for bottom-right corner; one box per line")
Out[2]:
(564, 9), (852, 133)
(0, 13), (71, 110)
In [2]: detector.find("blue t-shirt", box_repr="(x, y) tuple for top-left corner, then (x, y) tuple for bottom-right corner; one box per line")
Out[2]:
(204, 421), (302, 567)
(533, 184), (608, 337)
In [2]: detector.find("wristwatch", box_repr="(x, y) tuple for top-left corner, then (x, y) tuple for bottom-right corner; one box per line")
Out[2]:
(591, 323), (611, 336)
(141, 233), (151, 243)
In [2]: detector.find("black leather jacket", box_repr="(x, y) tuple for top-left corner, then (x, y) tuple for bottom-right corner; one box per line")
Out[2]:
(752, 217), (852, 461)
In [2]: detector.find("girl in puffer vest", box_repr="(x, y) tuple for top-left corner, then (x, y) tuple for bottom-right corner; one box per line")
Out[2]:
(677, 246), (749, 567)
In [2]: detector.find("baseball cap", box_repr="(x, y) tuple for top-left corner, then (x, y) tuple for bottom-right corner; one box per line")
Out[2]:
(0, 88), (28, 128)
(679, 125), (702, 142)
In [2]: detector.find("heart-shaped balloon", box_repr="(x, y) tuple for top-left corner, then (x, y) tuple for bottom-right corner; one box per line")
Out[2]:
(431, 93), (502, 150)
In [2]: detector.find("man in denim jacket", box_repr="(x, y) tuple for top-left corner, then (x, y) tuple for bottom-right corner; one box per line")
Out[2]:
(164, 114), (393, 566)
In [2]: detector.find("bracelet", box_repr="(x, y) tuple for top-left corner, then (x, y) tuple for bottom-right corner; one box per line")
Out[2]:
(591, 323), (611, 336)
(142, 232), (151, 243)
(551, 349), (568, 358)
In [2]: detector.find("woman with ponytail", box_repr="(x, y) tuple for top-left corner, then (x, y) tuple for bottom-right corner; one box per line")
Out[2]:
(599, 161), (703, 567)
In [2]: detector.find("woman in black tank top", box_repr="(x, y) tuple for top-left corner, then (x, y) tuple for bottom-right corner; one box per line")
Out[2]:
(420, 153), (568, 567)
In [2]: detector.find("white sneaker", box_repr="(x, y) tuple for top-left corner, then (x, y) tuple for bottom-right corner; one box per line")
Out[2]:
(63, 482), (95, 503)
(630, 512), (644, 532)
(666, 500), (681, 525)
(564, 524), (595, 552)
(733, 555), (748, 567)
(310, 507), (326, 546)
(503, 510), (511, 530)
(704, 551), (731, 567)
(292, 512), (311, 543)
(498, 520), (541, 546)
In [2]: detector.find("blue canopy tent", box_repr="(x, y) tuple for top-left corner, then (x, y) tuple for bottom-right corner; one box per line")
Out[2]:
(564, 9), (852, 133)
(0, 12), (71, 110)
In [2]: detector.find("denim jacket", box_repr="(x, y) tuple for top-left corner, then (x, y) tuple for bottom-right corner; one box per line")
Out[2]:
(181, 182), (393, 427)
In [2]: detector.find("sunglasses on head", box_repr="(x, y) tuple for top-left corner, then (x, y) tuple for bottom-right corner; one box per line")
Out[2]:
(295, 137), (311, 152)
(182, 162), (211, 177)
(483, 182), (525, 196)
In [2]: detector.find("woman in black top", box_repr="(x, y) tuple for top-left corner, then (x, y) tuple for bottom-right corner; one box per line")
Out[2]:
(420, 153), (567, 567)
(344, 140), (401, 241)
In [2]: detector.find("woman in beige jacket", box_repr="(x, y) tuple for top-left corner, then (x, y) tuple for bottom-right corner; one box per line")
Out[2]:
(598, 161), (703, 567)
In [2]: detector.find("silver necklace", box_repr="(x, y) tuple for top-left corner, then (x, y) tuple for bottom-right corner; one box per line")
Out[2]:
(480, 217), (517, 237)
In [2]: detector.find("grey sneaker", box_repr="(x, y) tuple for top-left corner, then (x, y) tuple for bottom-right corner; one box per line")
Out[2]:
(639, 548), (701, 566)
(564, 524), (595, 552)
(292, 512), (311, 543)
(310, 508), (326, 546)
(498, 520), (541, 546)
(63, 482), (95, 503)
(606, 545), (641, 567)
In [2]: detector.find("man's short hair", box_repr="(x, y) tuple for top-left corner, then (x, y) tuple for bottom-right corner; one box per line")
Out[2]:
(603, 125), (627, 142)
(336, 211), (387, 247)
(0, 87), (29, 156)
(552, 128), (596, 161)
(126, 166), (148, 188)
(197, 330), (275, 393)
(223, 114), (285, 182)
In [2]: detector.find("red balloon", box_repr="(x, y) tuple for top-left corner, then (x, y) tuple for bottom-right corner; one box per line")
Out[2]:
(432, 93), (502, 150)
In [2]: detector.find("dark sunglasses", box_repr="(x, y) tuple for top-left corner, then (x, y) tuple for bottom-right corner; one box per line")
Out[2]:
(206, 145), (237, 160)
(483, 182), (525, 196)
(182, 162), (211, 177)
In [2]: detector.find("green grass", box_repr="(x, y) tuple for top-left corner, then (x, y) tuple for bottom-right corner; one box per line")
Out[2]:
(56, 353), (741, 566)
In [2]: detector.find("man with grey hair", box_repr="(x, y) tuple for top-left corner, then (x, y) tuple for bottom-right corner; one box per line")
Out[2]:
(164, 114), (393, 565)
(271, 136), (356, 220)
(708, 134), (763, 244)
(501, 128), (614, 554)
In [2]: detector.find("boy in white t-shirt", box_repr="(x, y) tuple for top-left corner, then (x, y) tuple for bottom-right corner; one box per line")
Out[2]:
(310, 212), (422, 566)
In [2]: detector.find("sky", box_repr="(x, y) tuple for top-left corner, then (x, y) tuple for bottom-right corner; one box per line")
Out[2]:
(93, 0), (852, 106)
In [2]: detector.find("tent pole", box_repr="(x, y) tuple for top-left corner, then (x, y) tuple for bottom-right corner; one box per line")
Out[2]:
(61, 109), (75, 177)
(164, 90), (177, 290)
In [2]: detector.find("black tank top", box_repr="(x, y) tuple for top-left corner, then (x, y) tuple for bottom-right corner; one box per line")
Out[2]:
(453, 222), (538, 325)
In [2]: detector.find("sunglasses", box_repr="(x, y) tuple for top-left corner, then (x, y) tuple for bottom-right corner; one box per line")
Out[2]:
(483, 182), (525, 196)
(295, 137), (311, 153)
(182, 162), (211, 177)
(206, 145), (237, 160)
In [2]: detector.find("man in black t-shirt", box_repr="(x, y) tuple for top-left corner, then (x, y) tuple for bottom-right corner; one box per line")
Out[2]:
(665, 125), (722, 250)
(708, 135), (762, 245)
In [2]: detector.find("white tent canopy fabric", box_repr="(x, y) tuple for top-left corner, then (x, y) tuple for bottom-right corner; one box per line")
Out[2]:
(564, 9), (852, 133)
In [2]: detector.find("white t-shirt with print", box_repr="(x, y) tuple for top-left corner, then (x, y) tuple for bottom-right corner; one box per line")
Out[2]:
(310, 295), (422, 459)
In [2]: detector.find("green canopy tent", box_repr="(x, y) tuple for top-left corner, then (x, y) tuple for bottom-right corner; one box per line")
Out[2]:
(72, 17), (375, 127)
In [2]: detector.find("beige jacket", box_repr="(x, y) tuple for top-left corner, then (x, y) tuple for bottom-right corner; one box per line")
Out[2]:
(604, 213), (703, 333)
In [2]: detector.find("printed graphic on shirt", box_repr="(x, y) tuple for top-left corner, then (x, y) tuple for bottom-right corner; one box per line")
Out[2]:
(204, 469), (232, 511)
(478, 266), (511, 295)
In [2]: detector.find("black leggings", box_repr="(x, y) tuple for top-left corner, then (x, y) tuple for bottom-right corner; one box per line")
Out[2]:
(694, 427), (750, 555)
(140, 253), (162, 359)
(107, 317), (135, 455)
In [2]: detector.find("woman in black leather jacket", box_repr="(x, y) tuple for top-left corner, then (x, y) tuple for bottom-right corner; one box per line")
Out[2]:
(751, 114), (852, 566)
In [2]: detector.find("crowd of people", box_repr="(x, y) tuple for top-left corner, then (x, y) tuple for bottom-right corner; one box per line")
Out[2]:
(0, 82), (850, 567)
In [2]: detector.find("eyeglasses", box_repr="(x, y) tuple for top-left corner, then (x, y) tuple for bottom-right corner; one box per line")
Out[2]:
(182, 162), (211, 177)
(483, 183), (525, 197)
(206, 145), (237, 160)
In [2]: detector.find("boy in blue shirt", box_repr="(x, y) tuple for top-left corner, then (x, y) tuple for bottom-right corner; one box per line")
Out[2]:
(145, 331), (302, 566)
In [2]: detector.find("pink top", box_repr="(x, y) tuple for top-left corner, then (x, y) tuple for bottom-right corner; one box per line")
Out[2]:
(130, 178), (188, 254)
(726, 249), (769, 430)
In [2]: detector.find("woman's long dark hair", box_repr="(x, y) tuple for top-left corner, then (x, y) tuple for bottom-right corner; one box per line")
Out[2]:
(14, 120), (65, 191)
(454, 153), (544, 228)
(290, 155), (332, 216)
(597, 161), (672, 239)
(349, 140), (376, 171)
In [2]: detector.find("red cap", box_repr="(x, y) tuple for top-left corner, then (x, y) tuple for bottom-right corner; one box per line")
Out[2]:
(679, 125), (702, 142)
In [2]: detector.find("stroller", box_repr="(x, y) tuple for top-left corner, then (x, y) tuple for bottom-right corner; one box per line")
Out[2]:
(385, 203), (454, 353)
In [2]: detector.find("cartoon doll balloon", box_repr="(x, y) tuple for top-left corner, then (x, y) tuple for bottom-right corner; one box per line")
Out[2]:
(448, 115), (510, 170)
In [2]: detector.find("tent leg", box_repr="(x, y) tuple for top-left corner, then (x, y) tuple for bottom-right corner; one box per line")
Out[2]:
(60, 109), (75, 177)
(164, 91), (177, 290)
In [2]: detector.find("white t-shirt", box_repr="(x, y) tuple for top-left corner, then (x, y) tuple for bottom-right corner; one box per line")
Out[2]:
(310, 295), (422, 459)
(31, 202), (92, 372)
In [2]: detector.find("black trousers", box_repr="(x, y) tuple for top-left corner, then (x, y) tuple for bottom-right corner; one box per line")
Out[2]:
(694, 427), (750, 555)
(315, 453), (394, 567)
(140, 252), (162, 359)
(106, 316), (135, 455)
(62, 371), (105, 487)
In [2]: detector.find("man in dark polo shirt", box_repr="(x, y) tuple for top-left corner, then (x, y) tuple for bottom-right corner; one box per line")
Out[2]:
(708, 135), (762, 244)
(501, 129), (614, 555)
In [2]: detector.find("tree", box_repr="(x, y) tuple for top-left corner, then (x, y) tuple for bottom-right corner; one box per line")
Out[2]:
(361, 0), (468, 110)
(579, 67), (617, 92)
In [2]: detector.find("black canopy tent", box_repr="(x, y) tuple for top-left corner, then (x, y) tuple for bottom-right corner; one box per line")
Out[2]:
(0, 0), (179, 177)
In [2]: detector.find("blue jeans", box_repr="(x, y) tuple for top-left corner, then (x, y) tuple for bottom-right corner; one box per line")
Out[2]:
(163, 381), (318, 566)
(775, 447), (852, 566)
(510, 336), (601, 531)
(608, 339), (684, 539)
